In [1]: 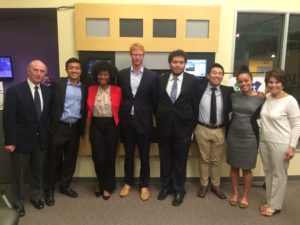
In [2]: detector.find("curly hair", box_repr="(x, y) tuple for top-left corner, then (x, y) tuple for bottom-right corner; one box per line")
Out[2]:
(91, 61), (118, 85)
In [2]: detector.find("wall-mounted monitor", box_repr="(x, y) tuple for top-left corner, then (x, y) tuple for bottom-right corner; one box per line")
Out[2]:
(186, 52), (215, 79)
(87, 58), (112, 74)
(184, 59), (206, 77)
(0, 56), (13, 80)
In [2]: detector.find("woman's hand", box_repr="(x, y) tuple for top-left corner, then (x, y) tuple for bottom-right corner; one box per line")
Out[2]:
(284, 146), (295, 160)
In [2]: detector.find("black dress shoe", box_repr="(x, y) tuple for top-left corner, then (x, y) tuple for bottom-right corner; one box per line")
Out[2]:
(60, 187), (78, 198)
(30, 199), (44, 209)
(197, 185), (208, 198)
(13, 205), (25, 217)
(172, 194), (184, 206)
(211, 186), (227, 199)
(157, 189), (171, 200)
(45, 191), (55, 206)
(95, 191), (102, 197)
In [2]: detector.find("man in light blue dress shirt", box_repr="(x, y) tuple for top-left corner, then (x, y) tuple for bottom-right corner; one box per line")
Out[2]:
(44, 58), (86, 206)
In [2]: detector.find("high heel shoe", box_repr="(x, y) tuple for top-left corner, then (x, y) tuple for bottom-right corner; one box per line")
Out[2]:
(102, 191), (111, 200)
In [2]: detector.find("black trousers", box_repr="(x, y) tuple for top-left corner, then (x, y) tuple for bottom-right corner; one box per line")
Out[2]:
(90, 117), (118, 192)
(122, 117), (151, 187)
(158, 135), (191, 194)
(11, 149), (46, 207)
(44, 122), (80, 191)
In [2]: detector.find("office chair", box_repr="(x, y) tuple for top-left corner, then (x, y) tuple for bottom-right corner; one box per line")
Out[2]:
(0, 190), (19, 225)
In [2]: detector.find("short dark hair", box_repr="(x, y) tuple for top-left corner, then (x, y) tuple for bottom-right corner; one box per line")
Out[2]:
(236, 65), (253, 80)
(91, 61), (118, 85)
(208, 63), (224, 74)
(65, 57), (81, 70)
(265, 68), (286, 86)
(168, 49), (187, 64)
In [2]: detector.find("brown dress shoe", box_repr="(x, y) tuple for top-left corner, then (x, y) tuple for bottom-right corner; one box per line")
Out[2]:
(119, 184), (132, 197)
(197, 185), (208, 198)
(211, 185), (226, 199)
(140, 187), (150, 201)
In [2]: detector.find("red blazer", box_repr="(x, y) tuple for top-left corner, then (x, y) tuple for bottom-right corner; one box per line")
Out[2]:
(87, 85), (122, 125)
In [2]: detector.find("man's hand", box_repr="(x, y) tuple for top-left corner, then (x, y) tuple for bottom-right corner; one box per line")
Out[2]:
(4, 145), (15, 152)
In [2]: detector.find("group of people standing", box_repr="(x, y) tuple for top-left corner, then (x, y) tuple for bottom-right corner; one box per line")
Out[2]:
(3, 42), (300, 218)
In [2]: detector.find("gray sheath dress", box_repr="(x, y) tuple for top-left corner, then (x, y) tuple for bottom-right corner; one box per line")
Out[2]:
(226, 92), (263, 170)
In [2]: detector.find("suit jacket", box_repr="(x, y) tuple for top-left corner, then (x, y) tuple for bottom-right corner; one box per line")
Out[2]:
(156, 72), (198, 138)
(50, 77), (87, 135)
(196, 79), (234, 136)
(117, 67), (158, 134)
(3, 81), (52, 152)
(86, 85), (122, 125)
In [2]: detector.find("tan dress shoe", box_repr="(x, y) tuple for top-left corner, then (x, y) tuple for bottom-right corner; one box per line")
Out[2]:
(140, 187), (150, 201)
(119, 184), (132, 197)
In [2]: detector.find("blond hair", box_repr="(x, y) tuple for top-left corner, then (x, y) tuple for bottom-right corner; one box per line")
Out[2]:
(129, 42), (145, 54)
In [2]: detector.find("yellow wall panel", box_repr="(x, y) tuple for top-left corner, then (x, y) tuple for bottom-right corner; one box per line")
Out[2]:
(75, 3), (220, 52)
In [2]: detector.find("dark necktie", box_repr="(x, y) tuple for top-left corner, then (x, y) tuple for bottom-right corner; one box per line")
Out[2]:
(34, 85), (42, 119)
(170, 77), (178, 104)
(210, 87), (217, 125)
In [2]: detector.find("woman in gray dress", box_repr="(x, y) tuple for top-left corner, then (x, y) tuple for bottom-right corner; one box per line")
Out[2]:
(226, 69), (263, 208)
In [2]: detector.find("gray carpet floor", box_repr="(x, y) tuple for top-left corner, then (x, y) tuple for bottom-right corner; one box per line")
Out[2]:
(1, 180), (300, 225)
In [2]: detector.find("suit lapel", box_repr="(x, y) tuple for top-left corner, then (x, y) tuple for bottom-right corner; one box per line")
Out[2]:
(22, 81), (37, 116)
(176, 73), (187, 101)
(60, 78), (68, 107)
(161, 73), (172, 102)
(125, 69), (133, 98)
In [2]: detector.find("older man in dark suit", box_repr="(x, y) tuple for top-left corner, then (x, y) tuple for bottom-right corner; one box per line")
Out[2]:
(117, 43), (158, 201)
(195, 63), (234, 199)
(44, 58), (86, 206)
(3, 60), (52, 217)
(156, 50), (198, 206)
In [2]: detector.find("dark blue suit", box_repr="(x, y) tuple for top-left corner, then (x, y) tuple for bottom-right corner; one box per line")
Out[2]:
(3, 81), (52, 207)
(117, 67), (158, 187)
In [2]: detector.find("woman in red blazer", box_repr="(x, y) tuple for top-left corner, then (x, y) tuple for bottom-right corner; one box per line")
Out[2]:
(87, 61), (122, 200)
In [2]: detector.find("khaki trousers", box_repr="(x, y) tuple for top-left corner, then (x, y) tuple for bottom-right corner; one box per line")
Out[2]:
(195, 124), (225, 187)
(259, 140), (289, 210)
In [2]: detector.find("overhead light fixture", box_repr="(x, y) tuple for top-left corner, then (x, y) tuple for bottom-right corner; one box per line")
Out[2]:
(236, 33), (240, 38)
(271, 54), (276, 58)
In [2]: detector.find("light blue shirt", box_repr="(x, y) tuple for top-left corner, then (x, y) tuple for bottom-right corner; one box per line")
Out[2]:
(130, 66), (144, 115)
(60, 79), (82, 123)
(198, 84), (224, 125)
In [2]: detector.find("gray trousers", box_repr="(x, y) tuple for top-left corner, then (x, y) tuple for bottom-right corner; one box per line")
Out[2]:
(10, 149), (46, 207)
(259, 140), (289, 210)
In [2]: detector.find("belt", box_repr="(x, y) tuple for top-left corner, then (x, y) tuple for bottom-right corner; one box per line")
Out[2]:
(59, 121), (78, 128)
(198, 122), (224, 129)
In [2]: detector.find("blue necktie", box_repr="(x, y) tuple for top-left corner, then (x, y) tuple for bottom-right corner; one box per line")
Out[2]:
(34, 86), (42, 119)
(170, 77), (178, 104)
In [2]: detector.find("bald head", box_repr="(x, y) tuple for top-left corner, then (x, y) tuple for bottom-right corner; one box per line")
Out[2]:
(27, 60), (47, 85)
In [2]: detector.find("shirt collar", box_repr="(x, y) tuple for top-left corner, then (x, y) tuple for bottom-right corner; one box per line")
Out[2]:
(27, 79), (40, 89)
(170, 72), (183, 82)
(67, 78), (81, 87)
(207, 83), (220, 91)
(130, 66), (144, 74)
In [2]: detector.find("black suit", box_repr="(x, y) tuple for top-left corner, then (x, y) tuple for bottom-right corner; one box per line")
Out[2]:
(3, 81), (52, 207)
(156, 72), (198, 194)
(44, 77), (86, 191)
(117, 67), (158, 187)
